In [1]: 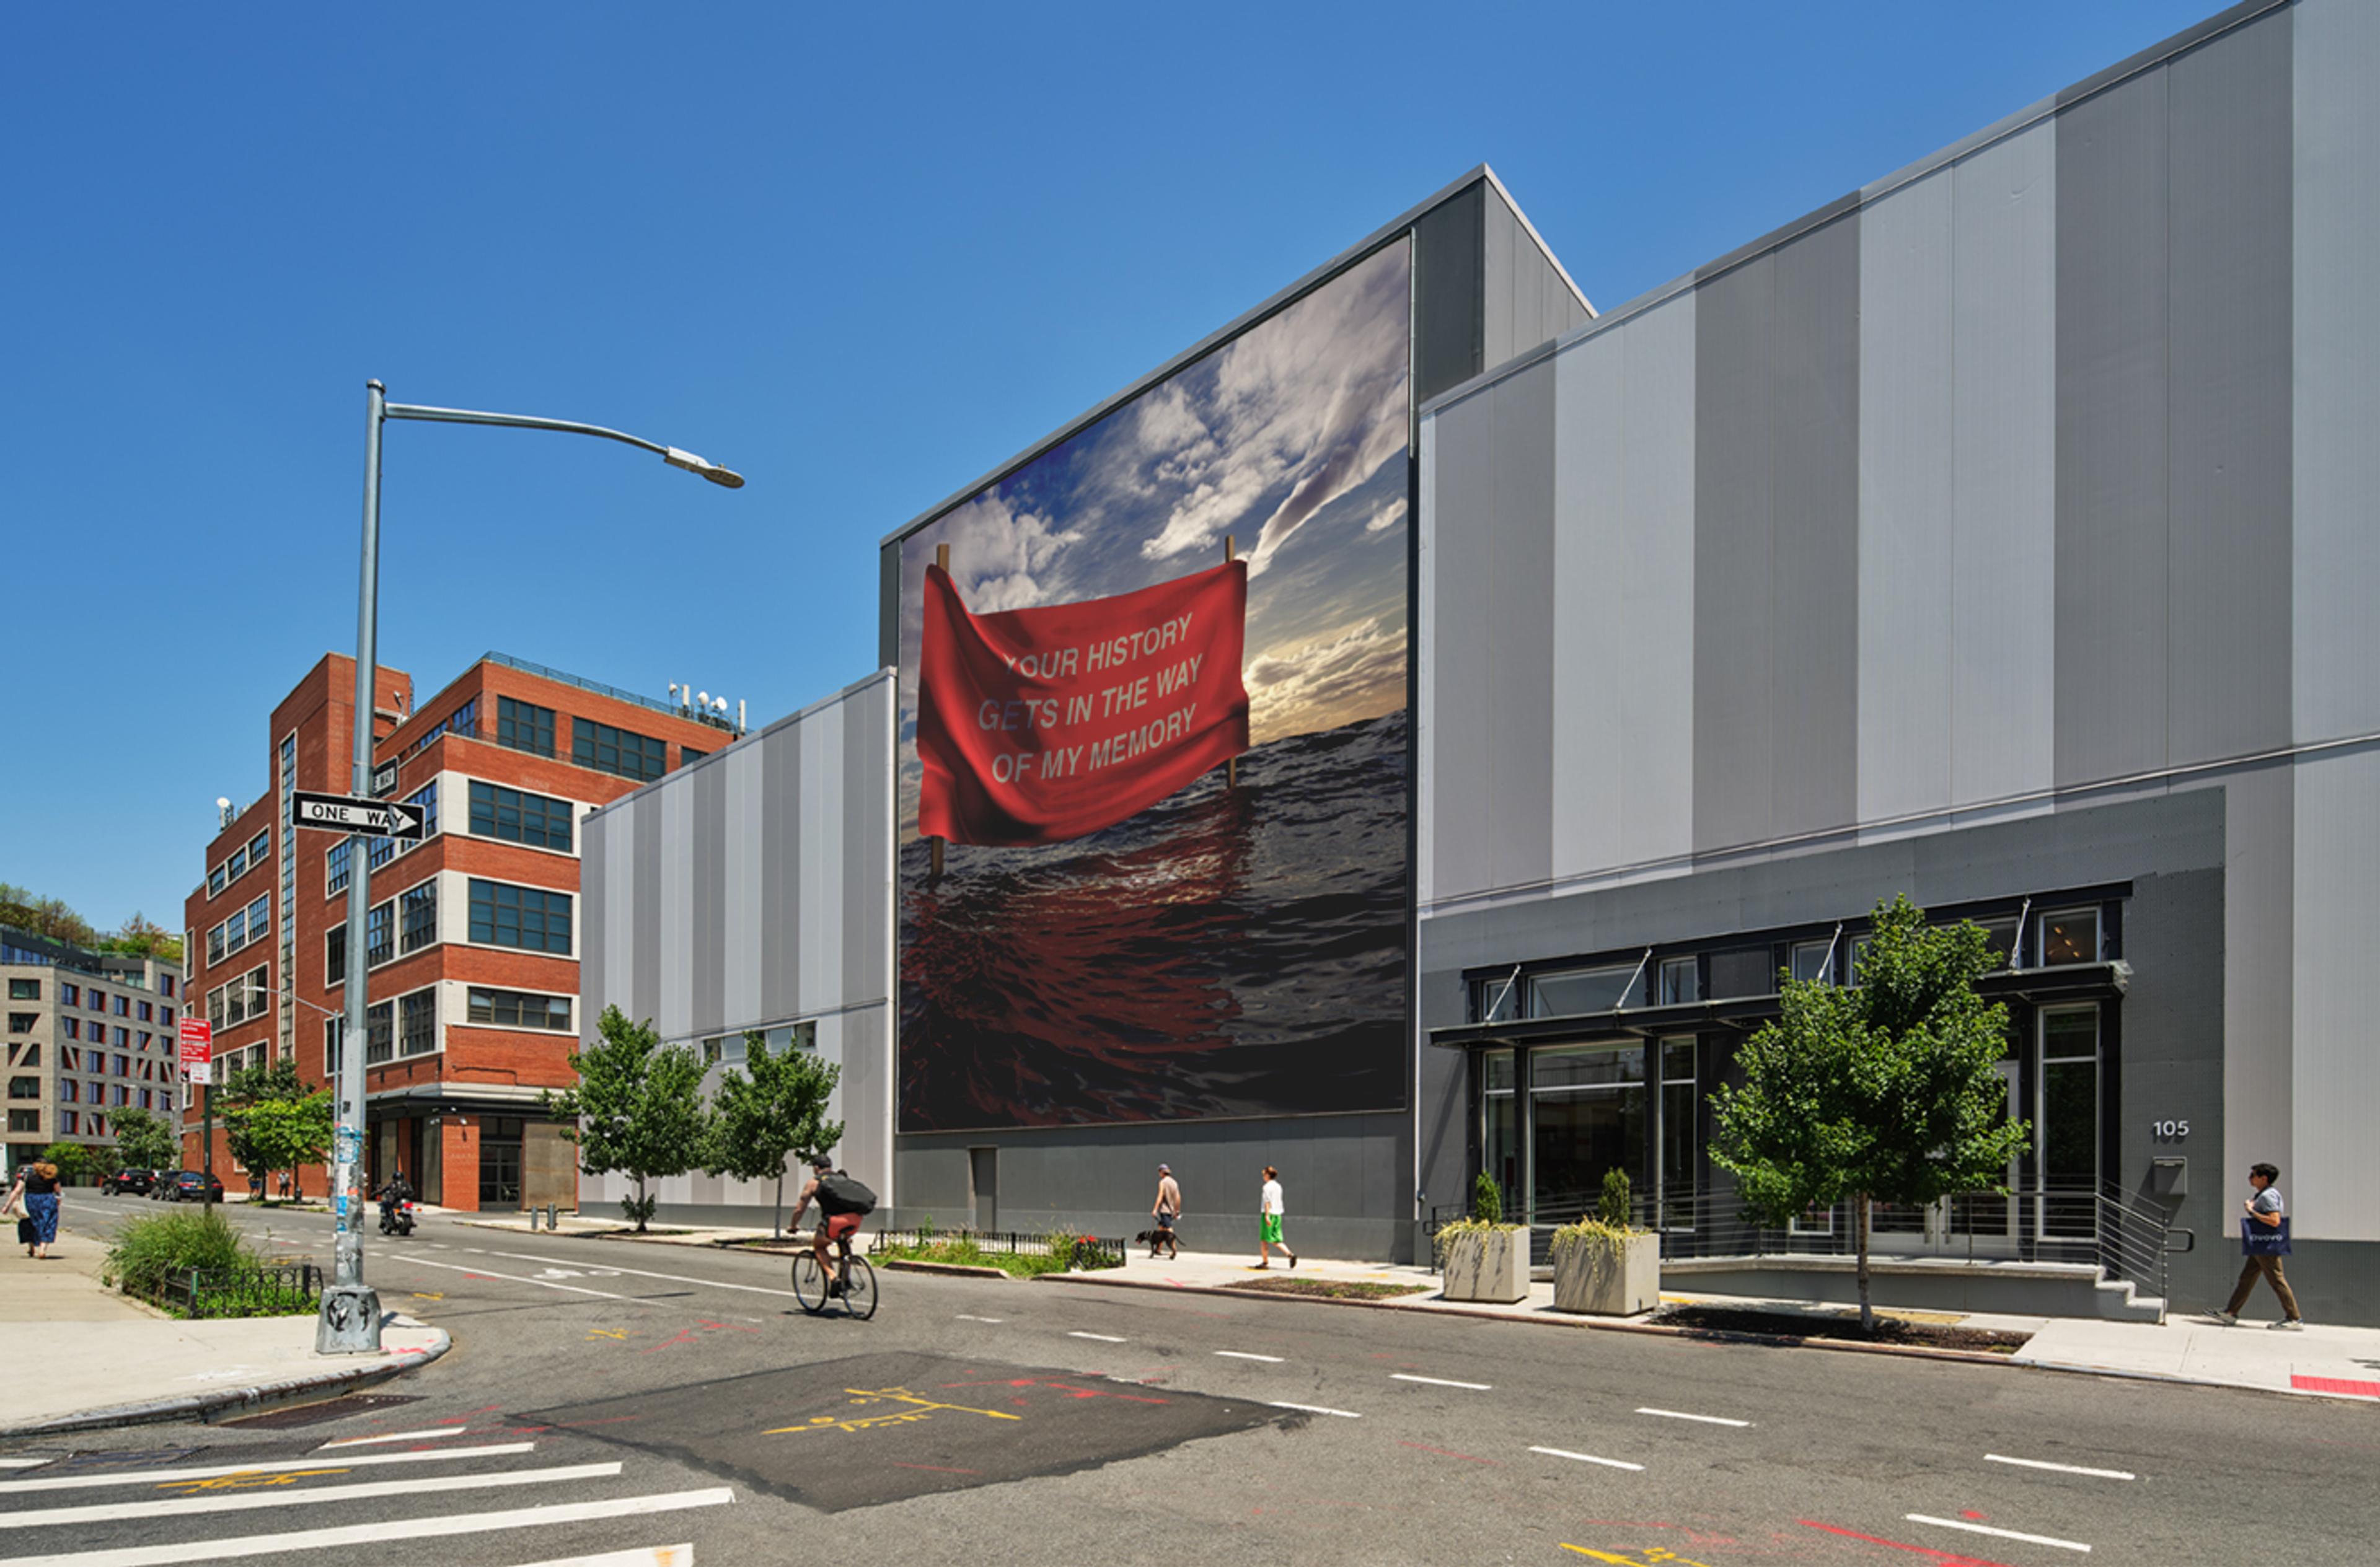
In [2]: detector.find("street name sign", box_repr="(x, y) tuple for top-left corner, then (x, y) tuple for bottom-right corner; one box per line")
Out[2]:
(178, 1017), (213, 1086)
(291, 789), (426, 840)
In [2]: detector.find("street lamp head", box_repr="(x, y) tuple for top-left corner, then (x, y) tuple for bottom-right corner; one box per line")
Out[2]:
(663, 447), (745, 489)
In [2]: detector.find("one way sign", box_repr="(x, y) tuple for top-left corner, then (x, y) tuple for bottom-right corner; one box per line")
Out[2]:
(290, 789), (426, 840)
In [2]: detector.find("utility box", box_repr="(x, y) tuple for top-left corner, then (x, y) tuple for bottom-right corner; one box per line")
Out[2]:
(2150, 1156), (2187, 1200)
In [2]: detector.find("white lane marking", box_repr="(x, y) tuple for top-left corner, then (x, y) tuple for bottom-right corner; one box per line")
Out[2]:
(1067, 1332), (1127, 1343)
(0, 1487), (734, 1566)
(1391, 1373), (1491, 1390)
(1265, 1402), (1361, 1419)
(1907, 1514), (2091, 1553)
(1213, 1351), (1285, 1363)
(1635, 1407), (1752, 1428)
(0, 1461), (622, 1529)
(0, 1443), (536, 1494)
(314, 1426), (467, 1450)
(485, 1250), (798, 1301)
(0, 1462), (46, 1470)
(505, 1549), (693, 1567)
(386, 1256), (628, 1299)
(953, 1315), (1003, 1323)
(1530, 1446), (1644, 1472)
(1985, 1453), (2136, 1481)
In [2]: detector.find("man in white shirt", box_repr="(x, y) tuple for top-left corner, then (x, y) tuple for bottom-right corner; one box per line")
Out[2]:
(1257, 1165), (1297, 1269)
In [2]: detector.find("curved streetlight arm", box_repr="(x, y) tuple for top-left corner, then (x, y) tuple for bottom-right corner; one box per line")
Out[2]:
(382, 400), (745, 488)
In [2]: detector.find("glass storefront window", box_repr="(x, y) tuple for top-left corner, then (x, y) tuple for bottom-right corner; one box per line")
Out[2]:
(2038, 1004), (2099, 1238)
(1530, 1042), (1646, 1218)
(1528, 964), (1642, 1019)
(1481, 1048), (1517, 1217)
(1659, 1037), (1696, 1229)
(1658, 957), (1698, 1006)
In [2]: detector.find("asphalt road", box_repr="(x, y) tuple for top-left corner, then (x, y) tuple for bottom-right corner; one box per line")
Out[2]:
(6, 1194), (2374, 1566)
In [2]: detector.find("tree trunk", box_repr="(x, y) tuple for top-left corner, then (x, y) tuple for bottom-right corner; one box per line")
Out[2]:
(1854, 1191), (1874, 1335)
(635, 1174), (648, 1232)
(774, 1169), (784, 1240)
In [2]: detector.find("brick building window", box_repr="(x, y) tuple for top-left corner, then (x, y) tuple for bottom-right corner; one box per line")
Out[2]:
(466, 988), (571, 1031)
(400, 990), (436, 1056)
(469, 781), (574, 852)
(325, 926), (346, 985)
(572, 718), (666, 782)
(327, 840), (351, 897)
(400, 882), (437, 955)
(497, 696), (557, 758)
(366, 1001), (393, 1064)
(366, 900), (394, 968)
(468, 880), (571, 955)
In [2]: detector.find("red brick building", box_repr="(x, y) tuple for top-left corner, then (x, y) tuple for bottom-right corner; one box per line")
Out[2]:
(181, 652), (737, 1209)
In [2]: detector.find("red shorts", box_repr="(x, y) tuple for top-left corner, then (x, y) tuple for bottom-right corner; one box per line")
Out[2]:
(822, 1213), (861, 1243)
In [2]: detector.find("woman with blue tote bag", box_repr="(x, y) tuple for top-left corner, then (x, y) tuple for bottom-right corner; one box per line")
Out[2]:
(2210, 1162), (2303, 1329)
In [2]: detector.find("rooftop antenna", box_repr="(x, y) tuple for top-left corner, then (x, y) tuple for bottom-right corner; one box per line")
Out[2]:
(216, 796), (233, 829)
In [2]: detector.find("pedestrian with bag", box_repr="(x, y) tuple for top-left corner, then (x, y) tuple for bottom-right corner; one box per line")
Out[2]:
(4, 1161), (64, 1260)
(2211, 1162), (2304, 1330)
(1256, 1165), (1296, 1269)
(1150, 1164), (1181, 1259)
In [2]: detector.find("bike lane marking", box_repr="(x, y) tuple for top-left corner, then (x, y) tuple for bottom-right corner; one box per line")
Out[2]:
(482, 1250), (800, 1300)
(382, 1256), (630, 1301)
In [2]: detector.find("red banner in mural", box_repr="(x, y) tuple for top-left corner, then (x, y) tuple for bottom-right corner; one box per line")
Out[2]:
(917, 560), (1250, 847)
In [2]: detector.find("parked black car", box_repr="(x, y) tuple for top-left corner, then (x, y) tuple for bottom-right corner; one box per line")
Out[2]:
(100, 1169), (156, 1195)
(165, 1170), (226, 1203)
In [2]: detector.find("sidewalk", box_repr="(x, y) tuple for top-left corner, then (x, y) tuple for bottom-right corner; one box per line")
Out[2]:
(0, 1221), (451, 1438)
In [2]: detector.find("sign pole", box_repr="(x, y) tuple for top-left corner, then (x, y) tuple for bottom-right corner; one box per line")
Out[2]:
(930, 543), (950, 882)
(319, 380), (386, 1354)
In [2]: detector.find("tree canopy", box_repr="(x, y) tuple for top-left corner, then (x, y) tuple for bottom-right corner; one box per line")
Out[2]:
(110, 1107), (178, 1172)
(703, 1030), (842, 1236)
(1710, 893), (2030, 1332)
(0, 884), (182, 962)
(542, 1006), (707, 1231)
(218, 1058), (330, 1198)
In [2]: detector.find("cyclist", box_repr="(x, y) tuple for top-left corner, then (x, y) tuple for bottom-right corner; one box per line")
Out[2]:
(786, 1154), (862, 1294)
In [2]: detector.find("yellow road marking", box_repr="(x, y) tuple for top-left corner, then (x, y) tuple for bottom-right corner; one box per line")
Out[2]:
(586, 1328), (631, 1340)
(159, 1467), (349, 1493)
(764, 1385), (1023, 1436)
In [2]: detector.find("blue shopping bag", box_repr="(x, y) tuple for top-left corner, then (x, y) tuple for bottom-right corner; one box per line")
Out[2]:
(2241, 1216), (2291, 1257)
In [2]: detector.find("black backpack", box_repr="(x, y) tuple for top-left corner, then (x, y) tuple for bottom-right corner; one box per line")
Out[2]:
(815, 1170), (878, 1216)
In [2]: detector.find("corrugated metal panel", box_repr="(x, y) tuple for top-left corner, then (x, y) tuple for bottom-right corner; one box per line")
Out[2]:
(1616, 296), (1698, 871)
(1951, 121), (2059, 810)
(1415, 420), (1439, 911)
(1486, 359), (1558, 895)
(1426, 390), (1497, 900)
(630, 793), (661, 1034)
(1770, 217), (1862, 840)
(2293, 748), (2380, 1242)
(1483, 187), (1519, 365)
(1858, 169), (1955, 824)
(840, 685), (889, 1006)
(1413, 182), (1483, 407)
(2055, 64), (2172, 787)
(1693, 254), (1776, 853)
(689, 753), (725, 1038)
(2223, 765), (2294, 1203)
(723, 738), (764, 1027)
(2168, 11), (2294, 766)
(2293, 0), (2380, 742)
(580, 810), (607, 1037)
(659, 775), (693, 1039)
(1550, 322), (1624, 884)
(797, 704), (839, 1012)
(760, 718), (801, 1022)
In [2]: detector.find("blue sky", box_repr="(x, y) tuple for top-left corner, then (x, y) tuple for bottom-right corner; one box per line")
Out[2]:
(0, 1), (2218, 931)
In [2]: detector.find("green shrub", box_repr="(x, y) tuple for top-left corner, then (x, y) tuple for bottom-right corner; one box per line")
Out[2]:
(1549, 1216), (1642, 1262)
(1473, 1170), (1504, 1226)
(1597, 1167), (1634, 1228)
(102, 1208), (260, 1289)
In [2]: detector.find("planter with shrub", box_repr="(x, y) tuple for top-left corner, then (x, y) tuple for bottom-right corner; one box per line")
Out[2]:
(1551, 1170), (1659, 1317)
(1435, 1172), (1529, 1304)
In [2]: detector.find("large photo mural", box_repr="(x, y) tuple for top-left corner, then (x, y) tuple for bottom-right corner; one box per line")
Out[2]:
(896, 238), (1411, 1131)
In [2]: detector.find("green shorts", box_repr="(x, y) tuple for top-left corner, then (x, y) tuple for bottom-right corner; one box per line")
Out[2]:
(1261, 1214), (1284, 1245)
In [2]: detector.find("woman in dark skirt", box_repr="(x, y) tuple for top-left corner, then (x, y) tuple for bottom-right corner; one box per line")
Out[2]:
(4, 1161), (62, 1259)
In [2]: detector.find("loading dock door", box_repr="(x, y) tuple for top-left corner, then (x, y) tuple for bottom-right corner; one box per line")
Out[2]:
(969, 1147), (997, 1234)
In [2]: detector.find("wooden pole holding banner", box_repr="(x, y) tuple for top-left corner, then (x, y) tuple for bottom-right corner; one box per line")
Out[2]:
(1223, 535), (1237, 792)
(930, 543), (949, 881)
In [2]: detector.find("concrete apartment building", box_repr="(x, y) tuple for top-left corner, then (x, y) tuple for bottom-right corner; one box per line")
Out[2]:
(4, 926), (182, 1177)
(181, 651), (736, 1209)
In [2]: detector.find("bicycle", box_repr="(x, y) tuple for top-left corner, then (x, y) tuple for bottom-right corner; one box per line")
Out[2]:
(791, 1228), (877, 1320)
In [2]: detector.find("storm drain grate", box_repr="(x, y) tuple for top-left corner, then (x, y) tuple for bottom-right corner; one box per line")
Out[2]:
(215, 1393), (422, 1429)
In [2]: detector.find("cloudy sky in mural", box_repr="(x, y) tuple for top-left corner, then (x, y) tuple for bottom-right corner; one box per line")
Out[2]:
(896, 238), (1411, 828)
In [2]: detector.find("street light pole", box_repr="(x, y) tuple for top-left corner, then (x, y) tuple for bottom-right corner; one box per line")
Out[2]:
(315, 380), (742, 1356)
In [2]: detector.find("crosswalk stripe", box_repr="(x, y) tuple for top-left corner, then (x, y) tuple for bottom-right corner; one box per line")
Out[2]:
(0, 1444), (536, 1494)
(0, 1486), (734, 1566)
(315, 1426), (468, 1450)
(0, 1461), (621, 1530)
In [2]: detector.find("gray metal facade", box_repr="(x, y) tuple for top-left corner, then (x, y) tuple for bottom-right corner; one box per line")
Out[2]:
(578, 672), (895, 1224)
(1418, 0), (2380, 1316)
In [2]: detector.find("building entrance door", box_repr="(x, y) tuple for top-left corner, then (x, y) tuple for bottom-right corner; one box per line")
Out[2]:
(1526, 1042), (1645, 1223)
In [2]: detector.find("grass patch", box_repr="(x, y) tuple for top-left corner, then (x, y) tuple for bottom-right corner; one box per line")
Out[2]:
(1227, 1276), (1432, 1300)
(871, 1236), (1070, 1278)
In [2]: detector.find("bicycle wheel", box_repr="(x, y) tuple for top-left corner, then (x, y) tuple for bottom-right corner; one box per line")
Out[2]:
(841, 1255), (878, 1320)
(791, 1251), (829, 1315)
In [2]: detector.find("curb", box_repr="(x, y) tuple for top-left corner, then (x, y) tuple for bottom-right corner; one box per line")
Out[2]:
(1038, 1272), (2019, 1369)
(878, 1259), (1015, 1281)
(0, 1327), (454, 1439)
(2008, 1356), (2380, 1403)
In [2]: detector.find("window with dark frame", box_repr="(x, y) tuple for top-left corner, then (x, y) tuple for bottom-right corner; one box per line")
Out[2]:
(465, 988), (572, 1031)
(365, 1000), (392, 1064)
(399, 882), (436, 955)
(399, 990), (436, 1056)
(365, 900), (394, 968)
(325, 926), (346, 985)
(571, 718), (666, 782)
(496, 695), (557, 757)
(469, 780), (574, 851)
(467, 879), (571, 954)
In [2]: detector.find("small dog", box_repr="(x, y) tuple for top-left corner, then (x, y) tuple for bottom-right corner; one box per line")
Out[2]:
(1135, 1226), (1180, 1260)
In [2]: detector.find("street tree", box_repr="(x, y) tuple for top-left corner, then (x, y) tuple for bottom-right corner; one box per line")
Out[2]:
(109, 1107), (178, 1173)
(542, 1005), (707, 1232)
(1710, 893), (2030, 1333)
(703, 1030), (844, 1237)
(40, 1141), (93, 1184)
(219, 1059), (320, 1198)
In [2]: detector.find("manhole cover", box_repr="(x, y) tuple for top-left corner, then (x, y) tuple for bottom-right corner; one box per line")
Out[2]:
(215, 1393), (422, 1429)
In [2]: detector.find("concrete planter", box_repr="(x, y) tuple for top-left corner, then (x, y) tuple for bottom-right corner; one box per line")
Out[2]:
(1552, 1231), (1660, 1316)
(1439, 1226), (1530, 1304)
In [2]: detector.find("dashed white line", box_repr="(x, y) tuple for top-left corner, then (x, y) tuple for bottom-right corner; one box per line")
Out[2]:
(506, 1549), (694, 1567)
(1530, 1446), (1644, 1472)
(1391, 1373), (1491, 1390)
(953, 1314), (1004, 1323)
(0, 1461), (623, 1530)
(1635, 1407), (1752, 1428)
(1266, 1402), (1362, 1419)
(1907, 1514), (2091, 1553)
(0, 1461), (47, 1470)
(1067, 1332), (1127, 1343)
(1213, 1351), (1285, 1363)
(0, 1444), (538, 1493)
(314, 1426), (467, 1450)
(0, 1487), (734, 1566)
(1985, 1453), (2136, 1480)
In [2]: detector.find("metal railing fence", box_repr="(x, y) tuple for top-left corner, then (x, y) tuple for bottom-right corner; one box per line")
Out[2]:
(866, 1227), (1125, 1271)
(122, 1262), (324, 1319)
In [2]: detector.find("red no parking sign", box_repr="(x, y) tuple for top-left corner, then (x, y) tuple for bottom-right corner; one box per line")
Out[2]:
(178, 1017), (213, 1086)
